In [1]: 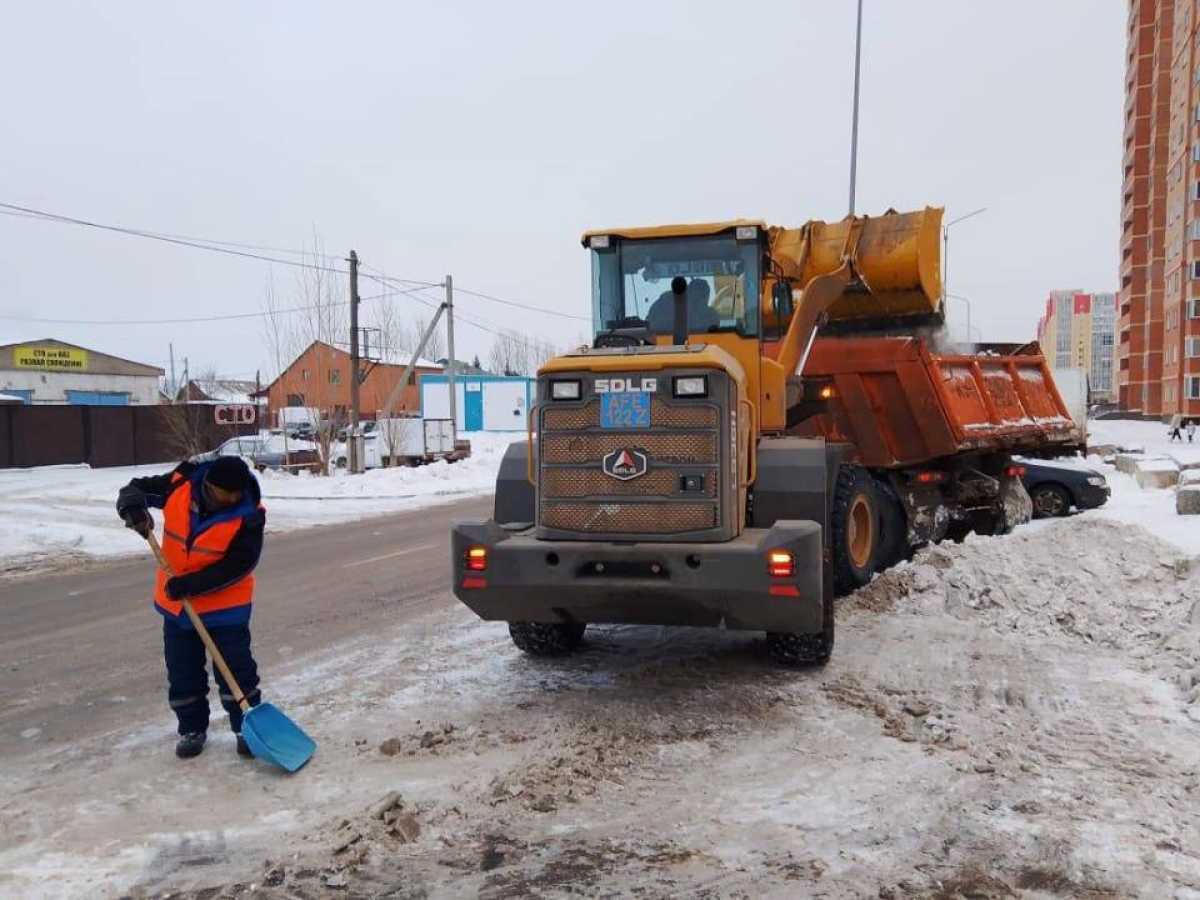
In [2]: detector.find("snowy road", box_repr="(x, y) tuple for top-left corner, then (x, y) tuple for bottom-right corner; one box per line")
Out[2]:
(5, 512), (1200, 898)
(0, 495), (491, 760)
(6, 420), (1200, 897)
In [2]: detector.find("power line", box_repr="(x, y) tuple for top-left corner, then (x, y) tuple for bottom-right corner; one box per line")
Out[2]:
(0, 207), (346, 262)
(1, 199), (590, 332)
(0, 201), (355, 275)
(363, 270), (589, 323)
(0, 300), (349, 326)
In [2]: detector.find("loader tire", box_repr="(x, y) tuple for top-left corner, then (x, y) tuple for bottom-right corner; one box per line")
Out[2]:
(831, 466), (880, 596)
(766, 627), (832, 667)
(508, 622), (586, 657)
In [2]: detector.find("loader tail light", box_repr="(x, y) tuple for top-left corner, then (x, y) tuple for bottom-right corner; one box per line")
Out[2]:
(1004, 465), (1027, 477)
(767, 550), (795, 578)
(818, 385), (836, 400)
(465, 546), (489, 572)
(915, 470), (947, 484)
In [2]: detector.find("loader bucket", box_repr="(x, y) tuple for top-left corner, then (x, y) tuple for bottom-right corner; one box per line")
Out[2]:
(770, 207), (944, 331)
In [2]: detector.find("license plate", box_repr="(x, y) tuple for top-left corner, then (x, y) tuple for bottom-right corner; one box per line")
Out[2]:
(600, 392), (652, 429)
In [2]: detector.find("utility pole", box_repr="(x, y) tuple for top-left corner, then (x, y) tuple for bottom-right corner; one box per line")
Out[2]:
(169, 343), (177, 402)
(848, 0), (864, 216)
(348, 250), (362, 473)
(445, 274), (458, 447)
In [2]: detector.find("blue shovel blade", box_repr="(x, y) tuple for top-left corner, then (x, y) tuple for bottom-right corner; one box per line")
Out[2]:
(242, 703), (316, 773)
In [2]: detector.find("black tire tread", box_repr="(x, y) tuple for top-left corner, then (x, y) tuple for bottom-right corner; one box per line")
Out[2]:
(766, 631), (832, 667)
(831, 465), (880, 596)
(508, 622), (586, 656)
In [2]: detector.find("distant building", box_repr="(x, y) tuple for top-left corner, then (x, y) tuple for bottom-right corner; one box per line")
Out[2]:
(421, 374), (533, 432)
(261, 340), (442, 427)
(0, 339), (163, 405)
(178, 377), (266, 407)
(1036, 291), (1116, 403)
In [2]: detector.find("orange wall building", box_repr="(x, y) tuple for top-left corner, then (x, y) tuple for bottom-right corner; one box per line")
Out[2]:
(262, 341), (442, 427)
(1122, 0), (1200, 415)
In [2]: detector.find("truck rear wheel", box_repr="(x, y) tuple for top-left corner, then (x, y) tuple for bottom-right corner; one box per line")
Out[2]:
(508, 622), (586, 656)
(832, 466), (880, 595)
(874, 477), (909, 570)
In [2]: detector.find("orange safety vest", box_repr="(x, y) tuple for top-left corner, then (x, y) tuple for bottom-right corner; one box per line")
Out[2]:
(154, 472), (257, 622)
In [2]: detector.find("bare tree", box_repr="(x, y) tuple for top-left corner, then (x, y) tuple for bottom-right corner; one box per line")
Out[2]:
(258, 236), (348, 472)
(407, 314), (445, 362)
(487, 329), (561, 375)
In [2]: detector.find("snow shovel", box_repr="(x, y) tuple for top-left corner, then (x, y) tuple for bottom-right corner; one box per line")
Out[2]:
(146, 531), (316, 773)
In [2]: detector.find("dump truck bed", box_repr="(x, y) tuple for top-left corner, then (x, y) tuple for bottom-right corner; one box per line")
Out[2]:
(789, 337), (1082, 468)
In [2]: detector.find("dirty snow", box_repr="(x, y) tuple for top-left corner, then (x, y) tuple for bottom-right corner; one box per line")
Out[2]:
(0, 433), (520, 575)
(5, 517), (1200, 897)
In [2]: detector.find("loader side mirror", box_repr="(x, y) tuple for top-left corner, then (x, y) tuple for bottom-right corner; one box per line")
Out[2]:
(772, 281), (794, 320)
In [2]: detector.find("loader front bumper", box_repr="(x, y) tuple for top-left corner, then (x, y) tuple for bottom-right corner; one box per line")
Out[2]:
(450, 519), (826, 634)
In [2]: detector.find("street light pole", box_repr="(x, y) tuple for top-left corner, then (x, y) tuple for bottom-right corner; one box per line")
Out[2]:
(848, 0), (864, 216)
(947, 293), (975, 343)
(942, 207), (987, 336)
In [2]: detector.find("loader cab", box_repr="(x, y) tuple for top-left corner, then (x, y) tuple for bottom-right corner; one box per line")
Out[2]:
(584, 223), (764, 345)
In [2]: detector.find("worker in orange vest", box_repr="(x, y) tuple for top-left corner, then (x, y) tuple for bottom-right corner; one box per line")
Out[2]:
(116, 456), (266, 759)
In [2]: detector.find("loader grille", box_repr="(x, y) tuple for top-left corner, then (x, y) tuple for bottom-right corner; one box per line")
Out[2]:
(540, 432), (718, 466)
(540, 501), (718, 534)
(541, 467), (718, 498)
(536, 374), (728, 540)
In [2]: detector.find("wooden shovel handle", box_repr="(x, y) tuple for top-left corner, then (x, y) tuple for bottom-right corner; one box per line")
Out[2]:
(147, 531), (252, 713)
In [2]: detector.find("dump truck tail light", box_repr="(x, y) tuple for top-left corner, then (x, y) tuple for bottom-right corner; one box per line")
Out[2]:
(915, 470), (946, 484)
(1005, 464), (1027, 477)
(767, 550), (795, 578)
(465, 546), (489, 571)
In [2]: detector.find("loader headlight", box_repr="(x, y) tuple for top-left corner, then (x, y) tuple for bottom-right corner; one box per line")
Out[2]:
(673, 376), (708, 398)
(1087, 476), (1106, 487)
(550, 380), (581, 401)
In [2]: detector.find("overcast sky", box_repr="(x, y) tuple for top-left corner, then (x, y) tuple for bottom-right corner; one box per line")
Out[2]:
(1, 1), (1123, 381)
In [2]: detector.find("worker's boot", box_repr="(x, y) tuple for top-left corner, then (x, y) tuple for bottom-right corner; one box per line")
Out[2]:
(175, 731), (207, 759)
(235, 734), (253, 758)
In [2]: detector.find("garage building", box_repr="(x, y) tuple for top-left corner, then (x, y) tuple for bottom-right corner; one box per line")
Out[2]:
(0, 339), (163, 405)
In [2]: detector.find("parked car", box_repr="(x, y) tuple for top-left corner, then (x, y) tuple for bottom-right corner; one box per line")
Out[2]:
(194, 435), (322, 474)
(1017, 458), (1110, 518)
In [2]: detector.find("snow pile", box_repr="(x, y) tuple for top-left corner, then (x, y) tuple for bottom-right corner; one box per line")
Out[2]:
(875, 519), (1200, 726)
(888, 520), (1197, 652)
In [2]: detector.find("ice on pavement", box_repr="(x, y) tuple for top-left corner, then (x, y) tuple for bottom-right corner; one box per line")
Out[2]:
(0, 432), (520, 573)
(7, 514), (1200, 897)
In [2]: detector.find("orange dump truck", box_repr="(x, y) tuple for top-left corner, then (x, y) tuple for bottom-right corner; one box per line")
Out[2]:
(786, 335), (1081, 551)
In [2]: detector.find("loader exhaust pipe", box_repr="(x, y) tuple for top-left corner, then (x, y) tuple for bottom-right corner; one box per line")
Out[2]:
(671, 275), (689, 346)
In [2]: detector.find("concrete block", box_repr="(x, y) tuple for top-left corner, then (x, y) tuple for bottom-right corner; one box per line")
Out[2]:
(1180, 469), (1200, 488)
(1134, 457), (1180, 490)
(1114, 453), (1143, 475)
(1178, 486), (1200, 515)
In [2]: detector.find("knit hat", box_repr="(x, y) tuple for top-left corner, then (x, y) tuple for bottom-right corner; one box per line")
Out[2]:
(205, 456), (251, 492)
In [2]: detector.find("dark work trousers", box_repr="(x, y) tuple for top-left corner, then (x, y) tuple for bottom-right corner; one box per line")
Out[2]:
(163, 617), (261, 735)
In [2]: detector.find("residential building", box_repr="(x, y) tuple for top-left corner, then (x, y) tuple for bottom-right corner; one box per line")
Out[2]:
(261, 340), (442, 427)
(177, 377), (266, 406)
(0, 339), (163, 405)
(1121, 0), (1200, 415)
(1036, 291), (1117, 403)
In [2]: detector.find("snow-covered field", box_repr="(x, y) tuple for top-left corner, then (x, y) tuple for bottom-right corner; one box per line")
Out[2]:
(5, 419), (1200, 896)
(0, 432), (520, 575)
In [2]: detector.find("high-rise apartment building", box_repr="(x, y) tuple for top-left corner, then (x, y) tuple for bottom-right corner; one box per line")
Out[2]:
(1122, 0), (1200, 415)
(1037, 290), (1117, 403)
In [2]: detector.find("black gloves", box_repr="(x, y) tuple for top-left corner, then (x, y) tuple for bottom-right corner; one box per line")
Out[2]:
(164, 576), (188, 600)
(116, 485), (152, 537)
